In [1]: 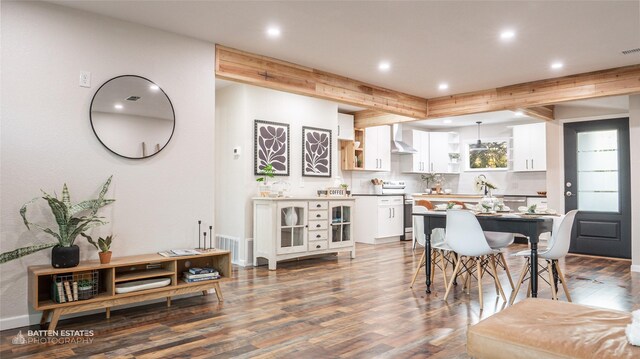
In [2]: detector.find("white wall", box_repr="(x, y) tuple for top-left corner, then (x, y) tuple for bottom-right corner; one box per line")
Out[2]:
(0, 2), (216, 328)
(214, 84), (339, 264)
(629, 95), (640, 270)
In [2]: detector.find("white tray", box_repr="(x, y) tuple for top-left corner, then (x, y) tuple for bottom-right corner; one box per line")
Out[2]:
(115, 277), (171, 294)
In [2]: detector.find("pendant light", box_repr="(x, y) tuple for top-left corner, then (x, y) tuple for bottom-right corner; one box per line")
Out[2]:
(470, 121), (487, 151)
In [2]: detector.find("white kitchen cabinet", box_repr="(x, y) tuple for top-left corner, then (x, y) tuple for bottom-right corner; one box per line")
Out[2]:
(354, 195), (404, 244)
(401, 129), (429, 173)
(329, 201), (354, 248)
(429, 132), (450, 173)
(337, 113), (355, 141)
(512, 123), (547, 172)
(364, 125), (391, 171)
(253, 198), (356, 270)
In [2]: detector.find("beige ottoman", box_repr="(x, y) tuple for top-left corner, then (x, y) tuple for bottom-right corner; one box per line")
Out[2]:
(467, 299), (639, 359)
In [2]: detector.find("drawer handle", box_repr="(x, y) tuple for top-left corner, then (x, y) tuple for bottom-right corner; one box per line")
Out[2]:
(316, 234), (321, 238)
(316, 214), (321, 218)
(316, 224), (321, 228)
(316, 245), (321, 249)
(316, 204), (321, 208)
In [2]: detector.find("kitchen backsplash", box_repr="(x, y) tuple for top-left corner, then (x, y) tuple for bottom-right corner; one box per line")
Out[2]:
(339, 154), (546, 195)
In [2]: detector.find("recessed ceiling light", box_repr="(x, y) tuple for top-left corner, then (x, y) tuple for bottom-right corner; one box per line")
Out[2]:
(443, 119), (452, 124)
(266, 26), (281, 38)
(438, 83), (449, 90)
(149, 84), (159, 91)
(500, 30), (516, 40)
(551, 62), (564, 69)
(378, 61), (391, 71)
(114, 104), (123, 110)
(514, 111), (524, 116)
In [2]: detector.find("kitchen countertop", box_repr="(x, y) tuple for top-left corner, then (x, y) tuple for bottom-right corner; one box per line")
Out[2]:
(412, 193), (547, 198)
(351, 193), (406, 197)
(253, 196), (356, 201)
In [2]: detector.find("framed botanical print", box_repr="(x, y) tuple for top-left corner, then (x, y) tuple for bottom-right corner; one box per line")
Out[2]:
(254, 120), (290, 176)
(302, 126), (332, 177)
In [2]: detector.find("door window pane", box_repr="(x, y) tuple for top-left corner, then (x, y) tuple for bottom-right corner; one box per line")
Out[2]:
(342, 224), (351, 242)
(332, 225), (341, 243)
(281, 228), (292, 248)
(577, 130), (618, 212)
(343, 207), (351, 223)
(292, 228), (304, 246)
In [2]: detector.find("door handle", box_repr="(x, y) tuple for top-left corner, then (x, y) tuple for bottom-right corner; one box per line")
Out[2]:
(316, 224), (321, 228)
(531, 159), (534, 169)
(431, 163), (433, 172)
(389, 208), (392, 218)
(316, 234), (321, 238)
(392, 208), (395, 217)
(337, 125), (340, 137)
(316, 244), (321, 249)
(316, 204), (321, 208)
(316, 214), (321, 218)
(526, 159), (529, 169)
(565, 191), (573, 197)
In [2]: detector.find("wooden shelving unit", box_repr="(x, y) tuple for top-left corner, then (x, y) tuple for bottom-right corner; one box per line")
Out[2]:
(28, 250), (231, 330)
(341, 128), (365, 171)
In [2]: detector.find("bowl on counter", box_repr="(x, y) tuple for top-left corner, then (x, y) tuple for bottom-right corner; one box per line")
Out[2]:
(354, 141), (361, 149)
(537, 191), (547, 196)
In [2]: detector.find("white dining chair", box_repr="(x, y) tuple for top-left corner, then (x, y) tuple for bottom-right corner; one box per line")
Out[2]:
(509, 210), (578, 305)
(443, 210), (507, 310)
(484, 232), (515, 289)
(409, 206), (453, 289)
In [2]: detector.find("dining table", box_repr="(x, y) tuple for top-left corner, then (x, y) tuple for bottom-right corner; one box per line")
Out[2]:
(413, 211), (554, 297)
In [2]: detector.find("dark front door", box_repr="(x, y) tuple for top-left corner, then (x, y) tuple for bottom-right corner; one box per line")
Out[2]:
(564, 118), (631, 258)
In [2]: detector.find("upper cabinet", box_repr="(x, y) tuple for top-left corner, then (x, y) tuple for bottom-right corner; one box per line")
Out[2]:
(363, 125), (391, 171)
(512, 122), (547, 172)
(401, 130), (459, 174)
(337, 113), (355, 141)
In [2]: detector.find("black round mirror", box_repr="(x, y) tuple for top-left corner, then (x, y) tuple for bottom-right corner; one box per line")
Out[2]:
(90, 75), (175, 159)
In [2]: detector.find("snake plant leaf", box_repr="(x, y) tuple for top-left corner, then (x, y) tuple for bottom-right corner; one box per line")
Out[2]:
(62, 183), (71, 208)
(92, 176), (113, 216)
(81, 233), (99, 251)
(19, 197), (39, 230)
(0, 243), (56, 264)
(67, 219), (106, 246)
(69, 199), (115, 217)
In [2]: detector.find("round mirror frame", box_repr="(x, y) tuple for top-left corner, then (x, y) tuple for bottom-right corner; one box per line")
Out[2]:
(89, 75), (176, 160)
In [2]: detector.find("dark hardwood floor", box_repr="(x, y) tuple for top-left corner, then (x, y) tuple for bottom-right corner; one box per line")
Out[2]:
(1, 242), (637, 358)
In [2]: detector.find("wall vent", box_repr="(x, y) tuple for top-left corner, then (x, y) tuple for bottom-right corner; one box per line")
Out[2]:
(215, 235), (253, 266)
(621, 48), (640, 55)
(126, 96), (141, 101)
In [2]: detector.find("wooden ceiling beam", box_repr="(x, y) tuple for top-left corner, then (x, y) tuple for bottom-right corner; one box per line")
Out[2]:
(215, 45), (428, 118)
(517, 105), (555, 121)
(427, 64), (640, 120)
(353, 109), (418, 128)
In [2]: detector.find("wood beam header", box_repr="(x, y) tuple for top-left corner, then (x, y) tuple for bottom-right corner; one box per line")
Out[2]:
(215, 45), (428, 118)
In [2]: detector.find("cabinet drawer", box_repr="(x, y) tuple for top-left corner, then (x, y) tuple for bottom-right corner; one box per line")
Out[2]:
(309, 240), (328, 251)
(309, 201), (328, 210)
(309, 220), (328, 230)
(377, 196), (403, 206)
(309, 210), (328, 220)
(309, 230), (328, 241)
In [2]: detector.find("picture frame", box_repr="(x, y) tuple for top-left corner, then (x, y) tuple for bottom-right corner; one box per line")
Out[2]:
(466, 139), (509, 171)
(254, 120), (290, 176)
(302, 126), (332, 177)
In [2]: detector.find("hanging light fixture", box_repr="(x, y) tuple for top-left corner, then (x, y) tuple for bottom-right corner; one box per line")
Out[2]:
(470, 121), (488, 151)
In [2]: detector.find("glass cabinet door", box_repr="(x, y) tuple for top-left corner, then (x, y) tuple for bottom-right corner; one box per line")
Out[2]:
(329, 202), (353, 248)
(277, 202), (307, 254)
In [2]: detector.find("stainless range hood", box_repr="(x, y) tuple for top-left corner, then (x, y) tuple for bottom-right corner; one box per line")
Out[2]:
(391, 124), (418, 154)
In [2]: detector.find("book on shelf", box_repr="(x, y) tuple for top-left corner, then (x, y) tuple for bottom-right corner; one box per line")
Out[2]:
(188, 267), (217, 275)
(158, 249), (203, 257)
(72, 281), (78, 301)
(55, 281), (66, 303)
(183, 271), (219, 279)
(182, 276), (220, 283)
(63, 281), (73, 302)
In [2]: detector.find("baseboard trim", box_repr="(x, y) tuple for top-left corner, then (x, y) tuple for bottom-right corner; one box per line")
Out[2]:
(631, 264), (640, 273)
(0, 313), (41, 331)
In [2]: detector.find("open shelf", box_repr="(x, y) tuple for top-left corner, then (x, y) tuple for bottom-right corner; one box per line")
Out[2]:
(115, 268), (175, 283)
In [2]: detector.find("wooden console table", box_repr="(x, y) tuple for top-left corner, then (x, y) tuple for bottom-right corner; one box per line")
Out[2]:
(28, 250), (231, 330)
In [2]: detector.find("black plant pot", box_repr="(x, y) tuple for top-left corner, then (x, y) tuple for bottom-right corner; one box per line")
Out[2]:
(51, 245), (80, 268)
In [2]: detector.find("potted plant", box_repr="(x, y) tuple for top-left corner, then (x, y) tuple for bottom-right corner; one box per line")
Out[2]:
(77, 279), (95, 300)
(0, 176), (115, 268)
(449, 153), (460, 163)
(256, 163), (276, 197)
(82, 233), (113, 264)
(421, 173), (434, 193)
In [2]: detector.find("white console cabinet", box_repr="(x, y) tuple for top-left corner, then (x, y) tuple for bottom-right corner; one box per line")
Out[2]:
(253, 198), (356, 270)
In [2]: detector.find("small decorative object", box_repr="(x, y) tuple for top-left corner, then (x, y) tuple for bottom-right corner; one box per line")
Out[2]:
(254, 120), (289, 176)
(77, 279), (95, 300)
(81, 233), (113, 264)
(527, 204), (538, 214)
(256, 163), (276, 197)
(209, 226), (213, 249)
(302, 126), (332, 177)
(371, 178), (383, 194)
(0, 176), (114, 267)
(626, 309), (640, 346)
(326, 187), (347, 196)
(198, 220), (202, 249)
(317, 190), (328, 197)
(433, 174), (445, 194)
(474, 174), (497, 196)
(354, 141), (361, 149)
(449, 153), (460, 163)
(203, 232), (207, 250)
(283, 207), (298, 226)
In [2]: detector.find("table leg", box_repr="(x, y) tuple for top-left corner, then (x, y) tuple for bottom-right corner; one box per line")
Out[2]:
(425, 239), (432, 293)
(530, 241), (538, 298)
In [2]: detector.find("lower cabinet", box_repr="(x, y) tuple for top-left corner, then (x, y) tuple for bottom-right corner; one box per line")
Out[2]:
(253, 198), (356, 270)
(354, 195), (404, 244)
